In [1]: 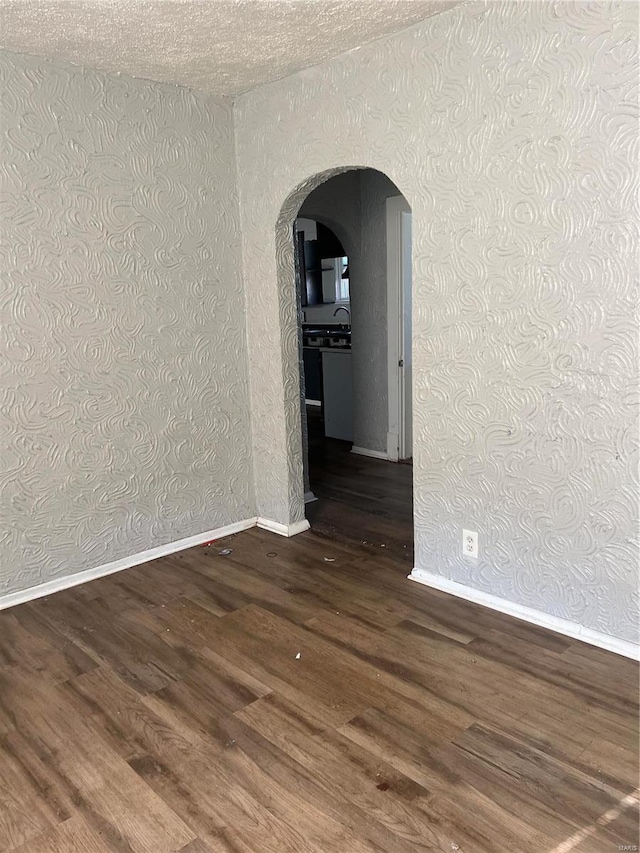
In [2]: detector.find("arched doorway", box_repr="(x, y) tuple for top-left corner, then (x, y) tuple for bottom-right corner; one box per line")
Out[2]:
(275, 166), (414, 560)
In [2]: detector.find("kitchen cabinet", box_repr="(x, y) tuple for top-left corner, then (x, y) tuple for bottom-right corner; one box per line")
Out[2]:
(303, 348), (322, 403)
(297, 234), (322, 306)
(322, 349), (353, 441)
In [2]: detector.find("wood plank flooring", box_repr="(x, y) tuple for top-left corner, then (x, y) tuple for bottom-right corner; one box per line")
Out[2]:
(306, 411), (414, 567)
(0, 505), (638, 850)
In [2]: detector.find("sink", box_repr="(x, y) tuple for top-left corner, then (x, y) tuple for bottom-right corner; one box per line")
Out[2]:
(303, 326), (351, 349)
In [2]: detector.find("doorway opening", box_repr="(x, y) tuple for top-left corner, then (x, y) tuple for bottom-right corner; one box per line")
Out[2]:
(282, 167), (413, 563)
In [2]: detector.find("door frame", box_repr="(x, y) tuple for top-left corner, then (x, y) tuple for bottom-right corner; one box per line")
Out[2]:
(386, 195), (412, 462)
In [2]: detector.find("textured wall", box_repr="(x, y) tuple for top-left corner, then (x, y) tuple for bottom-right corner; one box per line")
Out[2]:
(234, 1), (639, 644)
(0, 52), (254, 595)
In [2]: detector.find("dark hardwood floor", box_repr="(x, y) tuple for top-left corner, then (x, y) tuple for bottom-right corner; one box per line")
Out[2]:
(306, 406), (413, 567)
(0, 448), (638, 852)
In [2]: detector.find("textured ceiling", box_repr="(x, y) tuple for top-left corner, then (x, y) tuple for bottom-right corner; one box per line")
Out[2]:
(0, 0), (463, 97)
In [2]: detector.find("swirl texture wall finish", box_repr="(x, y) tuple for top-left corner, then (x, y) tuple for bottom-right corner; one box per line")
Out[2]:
(235, 1), (639, 644)
(0, 51), (254, 595)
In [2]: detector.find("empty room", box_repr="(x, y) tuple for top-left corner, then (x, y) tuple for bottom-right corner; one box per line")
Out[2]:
(0, 1), (638, 851)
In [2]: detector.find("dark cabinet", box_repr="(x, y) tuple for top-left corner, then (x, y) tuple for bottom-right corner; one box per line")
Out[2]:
(303, 348), (322, 403)
(303, 239), (322, 306)
(303, 238), (320, 272)
(305, 270), (322, 306)
(296, 232), (321, 307)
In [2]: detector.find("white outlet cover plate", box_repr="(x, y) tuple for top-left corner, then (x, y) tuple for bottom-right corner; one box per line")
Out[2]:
(463, 529), (478, 559)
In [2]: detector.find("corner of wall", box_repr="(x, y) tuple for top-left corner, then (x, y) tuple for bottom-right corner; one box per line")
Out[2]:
(230, 98), (258, 520)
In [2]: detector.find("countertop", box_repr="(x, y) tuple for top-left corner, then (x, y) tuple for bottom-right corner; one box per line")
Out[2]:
(303, 346), (351, 354)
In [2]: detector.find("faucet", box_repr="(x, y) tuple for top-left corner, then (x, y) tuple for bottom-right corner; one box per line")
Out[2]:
(333, 306), (351, 326)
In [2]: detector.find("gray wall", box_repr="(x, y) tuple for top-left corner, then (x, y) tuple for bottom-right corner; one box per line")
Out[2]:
(234, 1), (639, 645)
(300, 169), (401, 453)
(0, 52), (254, 596)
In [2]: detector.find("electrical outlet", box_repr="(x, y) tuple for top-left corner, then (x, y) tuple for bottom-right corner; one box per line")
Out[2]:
(462, 529), (478, 559)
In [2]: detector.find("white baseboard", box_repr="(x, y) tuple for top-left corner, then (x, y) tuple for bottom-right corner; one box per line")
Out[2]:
(409, 567), (640, 661)
(257, 517), (311, 537)
(351, 446), (388, 461)
(0, 514), (313, 612)
(0, 518), (258, 613)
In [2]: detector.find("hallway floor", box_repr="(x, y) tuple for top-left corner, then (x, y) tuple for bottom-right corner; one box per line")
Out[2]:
(0, 519), (638, 852)
(306, 407), (413, 568)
